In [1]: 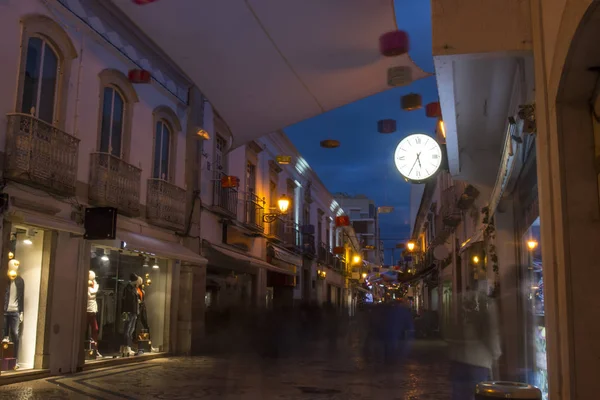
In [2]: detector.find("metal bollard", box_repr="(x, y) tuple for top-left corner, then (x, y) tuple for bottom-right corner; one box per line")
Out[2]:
(475, 381), (542, 400)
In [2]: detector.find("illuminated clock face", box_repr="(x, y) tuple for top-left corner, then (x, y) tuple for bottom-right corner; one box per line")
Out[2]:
(394, 133), (443, 182)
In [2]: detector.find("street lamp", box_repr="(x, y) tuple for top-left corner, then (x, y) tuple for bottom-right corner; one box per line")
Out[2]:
(263, 194), (291, 223)
(406, 241), (416, 252)
(472, 255), (480, 264)
(352, 255), (362, 264)
(527, 239), (538, 251)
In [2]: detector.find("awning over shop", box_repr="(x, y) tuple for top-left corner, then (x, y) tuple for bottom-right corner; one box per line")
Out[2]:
(271, 245), (302, 267)
(8, 209), (85, 235)
(205, 242), (295, 276)
(110, 0), (430, 148)
(459, 227), (485, 254)
(96, 230), (208, 265)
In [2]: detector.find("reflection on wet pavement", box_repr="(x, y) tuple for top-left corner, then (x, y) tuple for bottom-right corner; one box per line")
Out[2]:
(0, 341), (450, 399)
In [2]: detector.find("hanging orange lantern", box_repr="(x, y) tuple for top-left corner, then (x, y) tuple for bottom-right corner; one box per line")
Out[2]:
(377, 119), (397, 134)
(221, 176), (240, 188)
(426, 102), (442, 118)
(333, 246), (345, 255)
(401, 93), (422, 111)
(387, 66), (412, 87)
(335, 216), (350, 227)
(128, 69), (151, 84)
(379, 31), (409, 57)
(320, 139), (340, 149)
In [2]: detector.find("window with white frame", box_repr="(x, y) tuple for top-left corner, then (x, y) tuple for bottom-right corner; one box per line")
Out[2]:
(153, 120), (172, 180)
(21, 37), (59, 124)
(215, 134), (227, 173)
(99, 86), (125, 157)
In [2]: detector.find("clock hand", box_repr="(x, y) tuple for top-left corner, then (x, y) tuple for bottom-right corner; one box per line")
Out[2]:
(416, 152), (422, 168)
(408, 157), (419, 176)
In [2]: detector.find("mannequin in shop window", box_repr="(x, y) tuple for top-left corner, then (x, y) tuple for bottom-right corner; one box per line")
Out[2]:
(87, 270), (102, 357)
(3, 259), (24, 366)
(121, 273), (140, 357)
(136, 276), (150, 336)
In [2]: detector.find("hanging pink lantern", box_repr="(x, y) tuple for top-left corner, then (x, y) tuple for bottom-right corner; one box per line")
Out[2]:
(426, 102), (442, 118)
(401, 93), (422, 111)
(387, 66), (412, 87)
(379, 31), (409, 57)
(320, 139), (340, 149)
(377, 119), (397, 134)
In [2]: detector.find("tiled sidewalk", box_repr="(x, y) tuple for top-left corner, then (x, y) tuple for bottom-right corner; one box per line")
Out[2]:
(0, 341), (452, 399)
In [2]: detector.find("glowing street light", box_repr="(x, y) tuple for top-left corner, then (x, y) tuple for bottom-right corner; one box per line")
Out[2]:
(277, 194), (290, 214)
(472, 255), (480, 264)
(353, 255), (362, 264)
(527, 239), (538, 251)
(406, 241), (416, 252)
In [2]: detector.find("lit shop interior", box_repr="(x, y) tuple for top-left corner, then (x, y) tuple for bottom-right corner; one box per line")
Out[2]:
(523, 217), (546, 399)
(2, 224), (47, 373)
(85, 244), (168, 362)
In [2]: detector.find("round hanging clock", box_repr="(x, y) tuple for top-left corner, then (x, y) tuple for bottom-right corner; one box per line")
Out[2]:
(394, 133), (443, 183)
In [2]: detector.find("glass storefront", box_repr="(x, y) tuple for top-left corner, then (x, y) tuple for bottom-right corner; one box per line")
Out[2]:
(2, 224), (47, 373)
(523, 217), (547, 399)
(86, 245), (168, 362)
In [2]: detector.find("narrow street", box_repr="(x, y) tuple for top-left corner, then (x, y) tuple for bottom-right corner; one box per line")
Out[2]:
(1, 341), (450, 399)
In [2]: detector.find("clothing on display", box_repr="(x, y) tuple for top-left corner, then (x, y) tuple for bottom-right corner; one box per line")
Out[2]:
(121, 274), (141, 356)
(87, 271), (100, 346)
(3, 259), (24, 364)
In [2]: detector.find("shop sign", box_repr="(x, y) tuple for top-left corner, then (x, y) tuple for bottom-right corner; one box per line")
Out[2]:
(276, 155), (292, 165)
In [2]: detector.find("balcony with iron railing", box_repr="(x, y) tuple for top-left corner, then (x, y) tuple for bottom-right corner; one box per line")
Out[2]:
(440, 185), (462, 227)
(146, 179), (186, 231)
(302, 233), (316, 258)
(89, 152), (141, 217)
(243, 192), (264, 232)
(211, 172), (238, 218)
(5, 113), (80, 196)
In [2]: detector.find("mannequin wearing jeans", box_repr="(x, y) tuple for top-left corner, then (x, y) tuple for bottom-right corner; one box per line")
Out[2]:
(87, 270), (101, 357)
(3, 259), (24, 365)
(136, 277), (150, 334)
(121, 273), (140, 356)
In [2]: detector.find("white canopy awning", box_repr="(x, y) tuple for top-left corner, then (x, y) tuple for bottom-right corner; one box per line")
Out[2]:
(96, 230), (208, 265)
(111, 0), (430, 148)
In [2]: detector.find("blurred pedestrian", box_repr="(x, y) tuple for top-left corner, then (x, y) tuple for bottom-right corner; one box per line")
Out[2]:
(447, 287), (502, 400)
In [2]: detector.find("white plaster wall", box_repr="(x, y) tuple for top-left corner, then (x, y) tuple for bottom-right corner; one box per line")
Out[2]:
(0, 0), (189, 203)
(48, 232), (83, 374)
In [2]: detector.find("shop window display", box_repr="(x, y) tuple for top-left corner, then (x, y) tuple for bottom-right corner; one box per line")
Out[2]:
(2, 225), (46, 373)
(523, 217), (547, 399)
(86, 246), (168, 361)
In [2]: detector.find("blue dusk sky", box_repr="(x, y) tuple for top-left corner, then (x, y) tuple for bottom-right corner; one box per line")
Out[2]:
(285, 1), (438, 265)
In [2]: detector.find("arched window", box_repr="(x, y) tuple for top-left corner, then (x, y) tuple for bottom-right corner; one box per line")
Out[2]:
(99, 86), (125, 157)
(16, 15), (77, 128)
(21, 37), (59, 124)
(153, 120), (172, 180)
(97, 69), (139, 161)
(151, 106), (181, 182)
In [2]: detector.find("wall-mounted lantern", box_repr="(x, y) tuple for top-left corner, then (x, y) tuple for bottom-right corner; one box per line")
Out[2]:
(263, 194), (290, 223)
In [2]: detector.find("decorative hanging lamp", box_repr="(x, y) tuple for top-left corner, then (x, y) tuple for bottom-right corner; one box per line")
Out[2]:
(387, 66), (412, 87)
(426, 102), (442, 118)
(128, 69), (151, 84)
(401, 93), (422, 111)
(379, 30), (410, 57)
(320, 139), (340, 149)
(377, 119), (397, 134)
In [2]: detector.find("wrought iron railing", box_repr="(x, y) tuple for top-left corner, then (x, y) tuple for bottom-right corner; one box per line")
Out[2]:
(89, 152), (141, 217)
(283, 222), (301, 250)
(441, 185), (461, 227)
(212, 172), (238, 217)
(268, 217), (285, 240)
(244, 192), (264, 232)
(302, 233), (316, 257)
(146, 179), (186, 231)
(332, 256), (345, 273)
(5, 113), (80, 196)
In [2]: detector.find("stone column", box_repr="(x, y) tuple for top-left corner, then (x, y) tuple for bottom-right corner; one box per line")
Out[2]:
(190, 264), (207, 354)
(176, 264), (193, 355)
(494, 202), (525, 381)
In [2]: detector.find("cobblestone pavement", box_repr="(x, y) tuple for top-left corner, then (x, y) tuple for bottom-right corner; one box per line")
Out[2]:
(0, 341), (451, 399)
